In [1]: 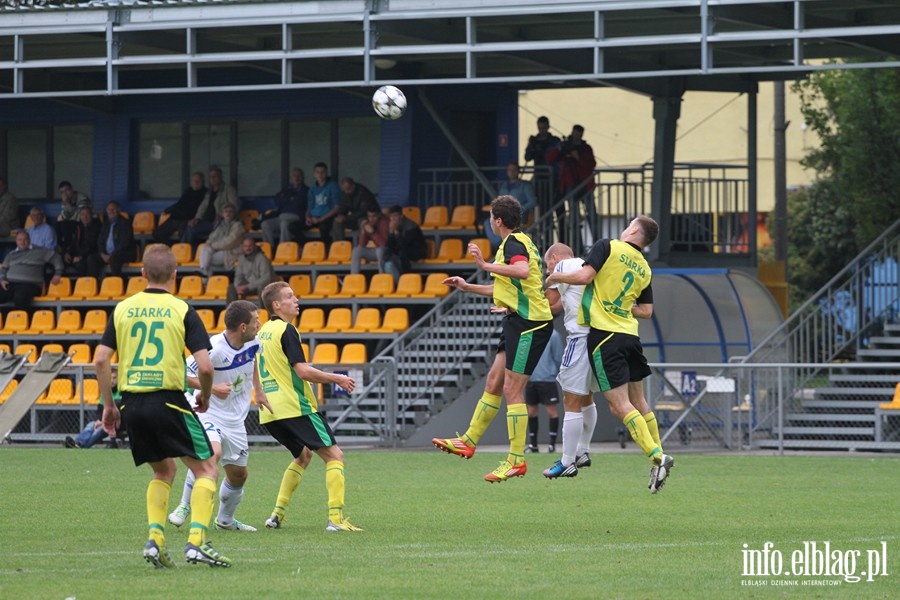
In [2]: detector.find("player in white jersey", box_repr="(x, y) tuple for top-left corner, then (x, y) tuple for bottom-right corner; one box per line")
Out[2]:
(541, 243), (600, 478)
(168, 300), (272, 531)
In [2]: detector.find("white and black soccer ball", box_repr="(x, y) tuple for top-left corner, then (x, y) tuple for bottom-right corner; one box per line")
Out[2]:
(372, 85), (407, 120)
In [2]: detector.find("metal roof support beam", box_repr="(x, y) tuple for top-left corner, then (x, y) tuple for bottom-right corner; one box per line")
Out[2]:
(648, 81), (684, 265)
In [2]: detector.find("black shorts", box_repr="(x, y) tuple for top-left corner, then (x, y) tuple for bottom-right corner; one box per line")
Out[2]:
(264, 413), (336, 458)
(525, 381), (560, 406)
(586, 329), (652, 392)
(121, 391), (212, 467)
(496, 314), (553, 375)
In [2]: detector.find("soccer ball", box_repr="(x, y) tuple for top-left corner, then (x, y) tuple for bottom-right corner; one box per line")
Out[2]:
(372, 85), (407, 120)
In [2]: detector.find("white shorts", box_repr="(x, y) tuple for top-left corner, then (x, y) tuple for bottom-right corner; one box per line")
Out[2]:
(557, 335), (600, 396)
(198, 415), (250, 468)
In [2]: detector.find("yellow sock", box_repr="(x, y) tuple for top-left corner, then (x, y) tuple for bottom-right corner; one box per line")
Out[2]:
(506, 403), (528, 466)
(462, 392), (501, 446)
(146, 479), (171, 545)
(272, 463), (305, 519)
(623, 409), (661, 461)
(188, 476), (216, 546)
(325, 460), (346, 524)
(644, 411), (662, 450)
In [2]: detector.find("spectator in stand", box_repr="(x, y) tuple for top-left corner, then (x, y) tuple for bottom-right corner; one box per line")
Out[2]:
(62, 206), (101, 277)
(57, 180), (93, 222)
(0, 230), (64, 309)
(183, 166), (240, 245)
(524, 116), (561, 217)
(545, 124), (596, 242)
(484, 162), (537, 250)
(27, 207), (57, 251)
(0, 177), (19, 237)
(303, 162), (341, 249)
(198, 203), (244, 278)
(152, 172), (207, 243)
(384, 205), (427, 282)
(333, 177), (379, 242)
(261, 167), (308, 248)
(350, 207), (390, 275)
(228, 237), (277, 302)
(88, 201), (135, 279)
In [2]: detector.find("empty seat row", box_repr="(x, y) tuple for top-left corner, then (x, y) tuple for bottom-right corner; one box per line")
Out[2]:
(403, 205), (479, 230)
(0, 343), (117, 365)
(0, 309), (109, 336)
(288, 272), (450, 300)
(295, 307), (408, 334)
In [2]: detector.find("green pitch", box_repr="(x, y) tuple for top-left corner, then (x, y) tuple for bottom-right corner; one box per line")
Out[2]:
(1, 447), (897, 599)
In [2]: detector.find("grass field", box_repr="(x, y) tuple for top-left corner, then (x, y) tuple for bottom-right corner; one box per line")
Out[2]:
(1, 446), (898, 599)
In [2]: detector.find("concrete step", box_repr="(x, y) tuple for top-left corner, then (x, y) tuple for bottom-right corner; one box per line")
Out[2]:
(785, 413), (874, 423)
(800, 399), (883, 410)
(774, 426), (874, 436)
(756, 439), (900, 451)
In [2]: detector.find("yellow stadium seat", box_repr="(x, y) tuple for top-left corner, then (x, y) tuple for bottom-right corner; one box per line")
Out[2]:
(257, 241), (273, 260)
(320, 308), (352, 333)
(425, 239), (436, 260)
(83, 310), (108, 334)
(442, 205), (476, 229)
(306, 274), (339, 299)
(196, 309), (216, 332)
(71, 277), (98, 300)
(297, 241), (326, 265)
(53, 310), (83, 335)
(257, 308), (269, 324)
(311, 343), (338, 364)
(15, 344), (38, 364)
(92, 345), (117, 365)
(461, 238), (493, 263)
(125, 276), (148, 297)
(424, 239), (464, 263)
(67, 343), (93, 365)
(347, 308), (381, 333)
(339, 343), (367, 364)
(43, 378), (73, 405)
(402, 206), (421, 225)
(239, 209), (259, 232)
(273, 241), (300, 266)
(415, 272), (451, 298)
(74, 378), (100, 405)
(35, 277), (72, 301)
(289, 274), (312, 297)
(40, 343), (64, 356)
(0, 344), (10, 354)
(333, 273), (367, 298)
(23, 310), (55, 335)
(320, 241), (353, 265)
(1, 379), (18, 404)
(388, 273), (423, 298)
(301, 343), (311, 362)
(297, 308), (325, 334)
(176, 275), (204, 299)
(358, 273), (394, 298)
(421, 206), (449, 230)
(0, 310), (29, 335)
(215, 309), (227, 332)
(96, 276), (125, 300)
(132, 211), (156, 235)
(372, 308), (409, 333)
(171, 243), (193, 265)
(197, 275), (230, 300)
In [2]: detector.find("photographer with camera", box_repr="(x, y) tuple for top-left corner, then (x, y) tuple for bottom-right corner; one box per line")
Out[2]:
(545, 124), (596, 243)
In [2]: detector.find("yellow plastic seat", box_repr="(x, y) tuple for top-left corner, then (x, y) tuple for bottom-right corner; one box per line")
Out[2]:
(333, 273), (367, 298)
(1, 379), (18, 404)
(72, 378), (100, 405)
(424, 239), (464, 263)
(339, 343), (367, 364)
(71, 276), (98, 300)
(273, 241), (300, 266)
(347, 307), (381, 333)
(402, 206), (421, 225)
(306, 274), (339, 299)
(460, 238), (493, 263)
(257, 241), (273, 260)
(388, 273), (423, 298)
(83, 310), (109, 334)
(92, 346), (117, 365)
(415, 272), (451, 298)
(125, 276), (148, 297)
(15, 344), (38, 364)
(95, 276), (124, 300)
(67, 343), (93, 365)
(196, 309), (216, 332)
(176, 275), (204, 299)
(40, 343), (65, 356)
(35, 277), (72, 301)
(197, 275), (230, 300)
(372, 308), (409, 333)
(171, 243), (194, 265)
(441, 205), (476, 229)
(421, 205), (449, 230)
(215, 309), (227, 332)
(297, 241), (326, 265)
(289, 274), (312, 297)
(358, 273), (395, 298)
(53, 310), (83, 335)
(0, 310), (29, 335)
(301, 342), (311, 362)
(320, 241), (353, 265)
(296, 308), (325, 334)
(258, 308), (269, 324)
(311, 343), (338, 364)
(425, 239), (436, 260)
(0, 344), (10, 354)
(132, 211), (156, 235)
(239, 209), (260, 232)
(43, 378), (73, 405)
(320, 308), (352, 333)
(23, 310), (55, 335)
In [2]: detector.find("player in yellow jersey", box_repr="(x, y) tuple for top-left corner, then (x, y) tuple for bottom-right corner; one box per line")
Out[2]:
(256, 281), (362, 532)
(433, 195), (554, 482)
(96, 243), (231, 569)
(545, 215), (674, 493)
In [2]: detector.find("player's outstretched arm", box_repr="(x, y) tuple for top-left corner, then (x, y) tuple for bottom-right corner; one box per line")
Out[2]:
(443, 276), (494, 298)
(293, 362), (356, 393)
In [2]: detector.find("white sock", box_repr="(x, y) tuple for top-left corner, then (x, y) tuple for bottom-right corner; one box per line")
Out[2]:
(578, 402), (598, 456)
(561, 412), (582, 466)
(217, 479), (244, 524)
(179, 469), (196, 507)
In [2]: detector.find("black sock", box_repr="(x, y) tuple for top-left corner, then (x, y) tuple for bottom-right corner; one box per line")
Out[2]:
(549, 417), (559, 445)
(527, 416), (539, 447)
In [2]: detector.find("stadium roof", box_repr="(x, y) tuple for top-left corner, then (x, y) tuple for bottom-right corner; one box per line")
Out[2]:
(1, 0), (899, 98)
